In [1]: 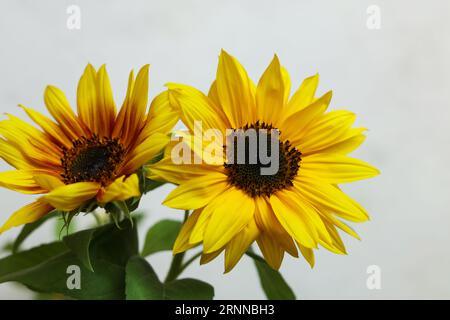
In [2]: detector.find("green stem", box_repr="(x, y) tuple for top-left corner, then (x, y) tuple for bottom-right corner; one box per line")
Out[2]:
(164, 251), (186, 283)
(245, 250), (264, 262)
(164, 210), (191, 283)
(180, 251), (202, 272)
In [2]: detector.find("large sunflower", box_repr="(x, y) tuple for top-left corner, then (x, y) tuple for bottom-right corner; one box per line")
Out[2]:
(148, 50), (379, 272)
(0, 64), (177, 233)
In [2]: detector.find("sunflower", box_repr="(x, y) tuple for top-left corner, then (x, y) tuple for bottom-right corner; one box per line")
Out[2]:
(0, 64), (177, 233)
(148, 50), (379, 272)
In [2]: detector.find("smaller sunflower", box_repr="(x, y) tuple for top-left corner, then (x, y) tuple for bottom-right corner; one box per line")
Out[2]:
(0, 64), (177, 233)
(148, 50), (379, 272)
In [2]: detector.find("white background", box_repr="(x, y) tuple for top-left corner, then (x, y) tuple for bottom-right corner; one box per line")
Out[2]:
(0, 0), (449, 299)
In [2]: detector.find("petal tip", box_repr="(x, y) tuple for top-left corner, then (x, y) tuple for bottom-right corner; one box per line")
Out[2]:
(272, 53), (280, 64)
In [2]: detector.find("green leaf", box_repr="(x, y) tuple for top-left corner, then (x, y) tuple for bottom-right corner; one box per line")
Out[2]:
(143, 179), (165, 194)
(246, 252), (296, 300)
(137, 165), (165, 195)
(11, 251), (126, 300)
(147, 151), (165, 165)
(165, 278), (214, 300)
(54, 213), (76, 239)
(131, 211), (145, 225)
(63, 228), (96, 272)
(61, 211), (79, 232)
(112, 201), (133, 226)
(89, 219), (139, 267)
(125, 256), (163, 299)
(141, 220), (182, 257)
(125, 196), (141, 213)
(125, 256), (214, 300)
(13, 211), (59, 253)
(1, 242), (14, 253)
(0, 242), (69, 283)
(0, 219), (139, 300)
(63, 218), (139, 271)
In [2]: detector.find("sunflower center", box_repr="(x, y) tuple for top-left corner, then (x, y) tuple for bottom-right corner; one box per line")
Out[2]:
(224, 122), (302, 197)
(61, 135), (125, 185)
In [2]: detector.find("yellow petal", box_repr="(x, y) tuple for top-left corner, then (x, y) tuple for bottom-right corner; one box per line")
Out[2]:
(0, 201), (53, 234)
(2, 114), (62, 157)
(113, 65), (149, 147)
(0, 119), (61, 168)
(280, 66), (292, 105)
(44, 85), (88, 140)
(207, 81), (221, 108)
(97, 174), (140, 204)
(200, 248), (223, 265)
(166, 130), (224, 166)
(269, 190), (318, 248)
(301, 153), (379, 183)
(281, 91), (332, 145)
(120, 133), (170, 175)
(320, 212), (360, 240)
(0, 139), (32, 170)
(289, 187), (334, 245)
(112, 69), (134, 139)
(256, 55), (287, 125)
(167, 84), (229, 133)
(163, 172), (228, 210)
(77, 64), (116, 136)
(96, 65), (117, 136)
(33, 173), (65, 191)
(254, 197), (298, 257)
(128, 65), (150, 129)
(285, 74), (319, 118)
(254, 196), (280, 235)
(216, 50), (256, 127)
(256, 233), (284, 270)
(139, 110), (178, 147)
(224, 219), (260, 273)
(297, 243), (315, 268)
(147, 156), (224, 185)
(203, 187), (255, 253)
(316, 219), (347, 255)
(19, 105), (72, 148)
(294, 177), (370, 222)
(136, 91), (179, 146)
(173, 209), (201, 254)
(189, 206), (213, 244)
(147, 91), (177, 131)
(309, 129), (366, 155)
(296, 111), (356, 152)
(40, 182), (100, 211)
(77, 64), (98, 134)
(0, 170), (47, 194)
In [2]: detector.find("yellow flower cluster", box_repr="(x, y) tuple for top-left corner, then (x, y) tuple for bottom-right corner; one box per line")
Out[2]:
(0, 51), (378, 272)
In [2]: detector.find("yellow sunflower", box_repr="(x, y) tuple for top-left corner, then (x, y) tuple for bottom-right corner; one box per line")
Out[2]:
(148, 50), (379, 272)
(0, 64), (177, 233)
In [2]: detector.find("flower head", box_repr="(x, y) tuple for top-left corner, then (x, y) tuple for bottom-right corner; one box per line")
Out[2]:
(149, 50), (379, 272)
(0, 64), (177, 233)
